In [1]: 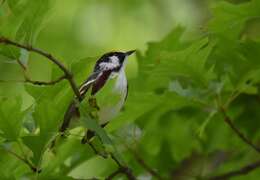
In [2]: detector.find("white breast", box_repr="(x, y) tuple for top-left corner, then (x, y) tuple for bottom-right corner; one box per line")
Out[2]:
(114, 69), (127, 94)
(98, 67), (128, 125)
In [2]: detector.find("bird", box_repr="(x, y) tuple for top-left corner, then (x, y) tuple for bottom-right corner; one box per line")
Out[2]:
(58, 50), (135, 144)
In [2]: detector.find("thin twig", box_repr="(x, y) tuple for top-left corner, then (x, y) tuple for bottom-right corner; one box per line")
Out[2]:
(0, 37), (82, 100)
(208, 160), (260, 180)
(25, 74), (67, 85)
(4, 148), (39, 172)
(16, 58), (27, 70)
(109, 154), (136, 180)
(106, 166), (136, 180)
(85, 143), (136, 179)
(0, 75), (66, 86)
(128, 148), (163, 179)
(219, 106), (260, 153)
(215, 95), (260, 154)
(7, 58), (66, 85)
(105, 168), (122, 180)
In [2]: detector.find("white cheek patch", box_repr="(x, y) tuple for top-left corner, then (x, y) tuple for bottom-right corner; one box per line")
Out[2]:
(99, 55), (120, 71)
(109, 55), (119, 64)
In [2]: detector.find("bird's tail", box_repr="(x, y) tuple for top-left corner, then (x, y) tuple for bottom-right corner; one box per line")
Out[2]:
(59, 100), (80, 133)
(50, 100), (79, 149)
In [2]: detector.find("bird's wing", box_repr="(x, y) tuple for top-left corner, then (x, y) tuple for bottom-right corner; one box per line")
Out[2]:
(59, 57), (121, 133)
(59, 70), (112, 133)
(79, 71), (101, 96)
(59, 71), (101, 133)
(80, 57), (120, 96)
(91, 70), (112, 95)
(59, 100), (79, 133)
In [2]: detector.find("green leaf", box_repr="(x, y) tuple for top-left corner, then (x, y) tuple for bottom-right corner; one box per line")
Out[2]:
(0, 96), (25, 141)
(41, 138), (94, 176)
(68, 156), (116, 179)
(22, 99), (65, 165)
(0, 144), (30, 179)
(70, 56), (97, 84)
(208, 1), (255, 40)
(22, 135), (48, 166)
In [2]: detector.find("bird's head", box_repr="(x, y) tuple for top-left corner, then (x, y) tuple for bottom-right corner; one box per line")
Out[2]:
(95, 50), (136, 72)
(102, 50), (135, 63)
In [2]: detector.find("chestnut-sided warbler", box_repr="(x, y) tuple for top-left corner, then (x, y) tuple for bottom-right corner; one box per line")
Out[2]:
(59, 50), (135, 143)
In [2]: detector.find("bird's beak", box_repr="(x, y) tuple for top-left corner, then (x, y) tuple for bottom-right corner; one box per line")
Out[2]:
(125, 50), (136, 56)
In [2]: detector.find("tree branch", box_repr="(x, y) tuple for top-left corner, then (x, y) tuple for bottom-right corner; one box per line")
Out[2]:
(208, 160), (260, 180)
(105, 168), (124, 180)
(80, 135), (136, 179)
(105, 166), (136, 180)
(107, 153), (136, 180)
(0, 37), (82, 100)
(0, 75), (66, 86)
(219, 106), (260, 153)
(86, 147), (136, 180)
(16, 58), (27, 70)
(24, 75), (67, 85)
(128, 147), (163, 179)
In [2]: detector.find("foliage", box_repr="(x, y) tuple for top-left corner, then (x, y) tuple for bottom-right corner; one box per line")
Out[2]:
(1, 0), (260, 179)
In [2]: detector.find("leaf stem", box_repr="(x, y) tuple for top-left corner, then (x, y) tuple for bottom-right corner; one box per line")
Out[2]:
(4, 148), (39, 173)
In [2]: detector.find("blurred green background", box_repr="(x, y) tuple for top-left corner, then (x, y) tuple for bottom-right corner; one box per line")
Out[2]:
(0, 0), (211, 109)
(1, 0), (260, 179)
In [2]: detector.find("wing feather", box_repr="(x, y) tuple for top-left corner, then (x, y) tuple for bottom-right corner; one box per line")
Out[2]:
(91, 70), (112, 95)
(59, 71), (101, 133)
(79, 71), (101, 96)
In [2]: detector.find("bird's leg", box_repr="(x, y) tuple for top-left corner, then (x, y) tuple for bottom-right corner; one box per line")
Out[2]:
(88, 97), (100, 110)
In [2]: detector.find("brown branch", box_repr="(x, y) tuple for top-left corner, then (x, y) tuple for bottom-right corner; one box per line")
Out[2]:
(106, 166), (136, 180)
(208, 160), (260, 180)
(80, 136), (136, 179)
(0, 75), (66, 86)
(220, 106), (260, 153)
(105, 168), (123, 180)
(25, 75), (66, 85)
(0, 37), (82, 100)
(80, 129), (136, 179)
(85, 145), (136, 180)
(128, 148), (163, 179)
(16, 58), (27, 70)
(105, 154), (136, 180)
